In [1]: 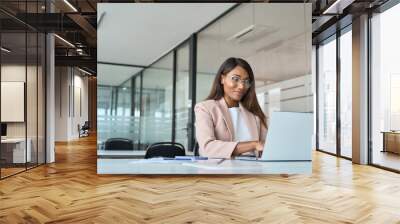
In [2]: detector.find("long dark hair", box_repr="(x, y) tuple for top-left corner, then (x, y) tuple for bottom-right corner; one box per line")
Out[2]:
(206, 57), (267, 128)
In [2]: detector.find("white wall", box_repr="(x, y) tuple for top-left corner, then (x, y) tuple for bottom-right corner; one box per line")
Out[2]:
(256, 74), (313, 119)
(55, 67), (89, 141)
(1, 65), (38, 138)
(1, 63), (47, 163)
(256, 74), (314, 149)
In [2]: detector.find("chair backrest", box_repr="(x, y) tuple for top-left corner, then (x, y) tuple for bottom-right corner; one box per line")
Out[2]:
(104, 138), (133, 150)
(144, 142), (185, 159)
(82, 121), (90, 129)
(194, 141), (199, 156)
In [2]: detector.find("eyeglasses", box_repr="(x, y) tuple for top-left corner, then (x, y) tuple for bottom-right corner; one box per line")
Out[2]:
(228, 75), (252, 89)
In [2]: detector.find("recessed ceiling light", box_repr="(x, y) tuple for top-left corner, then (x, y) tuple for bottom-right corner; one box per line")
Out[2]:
(322, 0), (354, 14)
(63, 0), (78, 12)
(78, 67), (92, 76)
(54, 34), (75, 48)
(1, 47), (11, 53)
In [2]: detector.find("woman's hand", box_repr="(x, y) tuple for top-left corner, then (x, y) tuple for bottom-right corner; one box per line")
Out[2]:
(232, 141), (264, 157)
(254, 141), (264, 158)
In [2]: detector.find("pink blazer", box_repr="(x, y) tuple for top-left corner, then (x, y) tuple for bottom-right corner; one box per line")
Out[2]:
(194, 98), (267, 158)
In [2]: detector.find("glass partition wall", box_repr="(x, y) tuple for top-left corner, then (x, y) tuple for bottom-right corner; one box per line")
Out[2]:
(97, 3), (312, 159)
(316, 25), (353, 160)
(97, 64), (142, 151)
(175, 43), (190, 150)
(370, 3), (400, 171)
(0, 3), (46, 179)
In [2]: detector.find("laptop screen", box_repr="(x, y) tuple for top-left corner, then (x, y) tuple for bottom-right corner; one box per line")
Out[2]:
(262, 111), (313, 161)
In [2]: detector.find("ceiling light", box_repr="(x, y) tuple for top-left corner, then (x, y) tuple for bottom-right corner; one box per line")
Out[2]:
(227, 24), (279, 44)
(227, 25), (255, 41)
(322, 0), (355, 14)
(63, 0), (78, 12)
(54, 34), (75, 48)
(78, 67), (92, 76)
(1, 47), (11, 53)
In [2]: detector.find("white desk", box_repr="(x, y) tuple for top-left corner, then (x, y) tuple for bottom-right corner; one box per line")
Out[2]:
(1, 138), (31, 163)
(97, 158), (312, 175)
(97, 150), (145, 158)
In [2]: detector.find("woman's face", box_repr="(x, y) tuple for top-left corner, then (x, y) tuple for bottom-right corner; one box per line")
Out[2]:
(221, 66), (251, 102)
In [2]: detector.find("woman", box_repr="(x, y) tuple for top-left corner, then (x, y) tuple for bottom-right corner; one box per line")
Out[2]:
(195, 57), (267, 159)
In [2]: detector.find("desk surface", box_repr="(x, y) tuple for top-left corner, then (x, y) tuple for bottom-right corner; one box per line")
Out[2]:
(97, 150), (145, 158)
(1, 138), (27, 143)
(381, 131), (400, 134)
(97, 158), (312, 175)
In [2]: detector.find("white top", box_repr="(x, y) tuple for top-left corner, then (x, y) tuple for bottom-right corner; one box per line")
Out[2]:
(228, 107), (252, 142)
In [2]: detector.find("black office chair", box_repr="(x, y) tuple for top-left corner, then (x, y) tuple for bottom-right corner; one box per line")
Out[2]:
(193, 141), (200, 156)
(79, 121), (90, 138)
(104, 138), (133, 150)
(144, 142), (185, 159)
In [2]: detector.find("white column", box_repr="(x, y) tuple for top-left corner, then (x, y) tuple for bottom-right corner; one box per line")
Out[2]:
(46, 33), (55, 163)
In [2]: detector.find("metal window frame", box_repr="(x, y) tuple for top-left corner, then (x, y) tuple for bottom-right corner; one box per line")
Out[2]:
(172, 50), (177, 142)
(188, 34), (197, 152)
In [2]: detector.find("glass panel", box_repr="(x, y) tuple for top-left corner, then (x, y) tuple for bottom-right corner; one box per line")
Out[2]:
(38, 33), (45, 164)
(97, 85), (114, 149)
(114, 80), (134, 139)
(371, 4), (400, 171)
(0, 2), (46, 178)
(26, 0), (40, 169)
(1, 30), (28, 177)
(27, 31), (38, 169)
(318, 36), (337, 154)
(175, 43), (190, 151)
(96, 64), (141, 152)
(140, 53), (173, 149)
(340, 28), (352, 158)
(197, 14), (223, 103)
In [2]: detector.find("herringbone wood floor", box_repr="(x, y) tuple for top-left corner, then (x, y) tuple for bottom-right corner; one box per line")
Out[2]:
(1, 135), (400, 224)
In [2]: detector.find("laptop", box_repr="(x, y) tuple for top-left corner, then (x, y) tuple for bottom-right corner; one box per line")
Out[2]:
(238, 111), (314, 162)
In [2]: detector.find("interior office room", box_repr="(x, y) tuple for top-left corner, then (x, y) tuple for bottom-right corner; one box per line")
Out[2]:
(0, 0), (400, 223)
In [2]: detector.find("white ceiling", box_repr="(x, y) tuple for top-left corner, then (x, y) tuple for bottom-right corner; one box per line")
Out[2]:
(97, 3), (312, 87)
(97, 64), (142, 86)
(97, 3), (234, 86)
